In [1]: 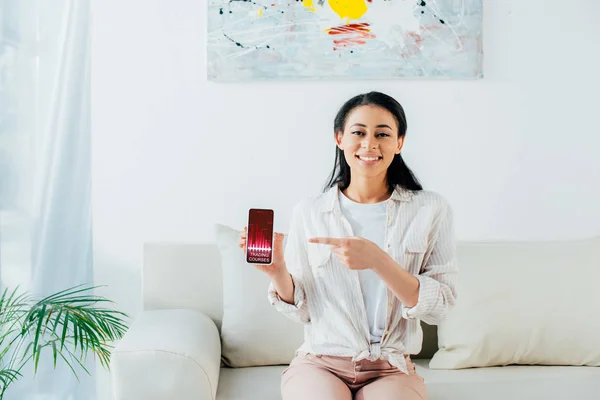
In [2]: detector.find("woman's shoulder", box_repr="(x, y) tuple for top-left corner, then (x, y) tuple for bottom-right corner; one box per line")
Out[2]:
(291, 192), (329, 214)
(410, 189), (452, 211)
(291, 186), (337, 212)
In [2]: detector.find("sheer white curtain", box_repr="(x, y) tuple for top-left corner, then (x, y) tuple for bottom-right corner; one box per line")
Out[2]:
(0, 0), (94, 399)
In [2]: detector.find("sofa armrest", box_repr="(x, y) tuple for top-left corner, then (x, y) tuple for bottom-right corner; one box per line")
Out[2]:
(111, 309), (221, 400)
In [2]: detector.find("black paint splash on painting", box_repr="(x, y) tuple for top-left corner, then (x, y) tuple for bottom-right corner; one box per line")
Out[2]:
(219, 1), (273, 50)
(418, 0), (447, 25)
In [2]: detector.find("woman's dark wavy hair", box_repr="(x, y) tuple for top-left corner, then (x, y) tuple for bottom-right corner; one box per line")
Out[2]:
(324, 91), (423, 193)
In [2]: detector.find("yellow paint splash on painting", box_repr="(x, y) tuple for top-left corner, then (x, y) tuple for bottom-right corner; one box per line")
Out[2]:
(303, 0), (316, 12)
(258, 9), (263, 17)
(304, 0), (369, 22)
(328, 0), (368, 21)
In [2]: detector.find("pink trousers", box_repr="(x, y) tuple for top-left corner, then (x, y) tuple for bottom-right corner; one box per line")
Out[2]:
(281, 352), (427, 400)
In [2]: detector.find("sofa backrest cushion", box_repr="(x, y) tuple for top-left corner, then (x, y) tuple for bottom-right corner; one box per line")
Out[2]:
(431, 235), (600, 369)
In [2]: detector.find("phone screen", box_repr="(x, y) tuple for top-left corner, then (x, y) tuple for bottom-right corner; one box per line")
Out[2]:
(246, 208), (274, 265)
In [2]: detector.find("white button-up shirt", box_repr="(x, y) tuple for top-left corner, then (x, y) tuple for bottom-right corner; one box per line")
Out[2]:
(268, 185), (458, 374)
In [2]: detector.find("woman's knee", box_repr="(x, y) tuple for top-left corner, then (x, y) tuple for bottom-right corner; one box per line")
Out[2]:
(354, 374), (427, 400)
(281, 361), (352, 400)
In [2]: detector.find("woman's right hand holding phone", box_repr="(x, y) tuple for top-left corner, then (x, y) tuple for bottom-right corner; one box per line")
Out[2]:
(238, 226), (286, 277)
(239, 227), (295, 304)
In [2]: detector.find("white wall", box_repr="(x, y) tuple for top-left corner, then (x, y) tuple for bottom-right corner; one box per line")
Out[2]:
(91, 0), (600, 398)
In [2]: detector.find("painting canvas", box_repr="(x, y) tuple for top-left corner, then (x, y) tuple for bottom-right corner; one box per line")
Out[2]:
(207, 0), (483, 81)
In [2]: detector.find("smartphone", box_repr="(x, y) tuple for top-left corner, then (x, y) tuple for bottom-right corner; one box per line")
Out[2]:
(246, 208), (275, 265)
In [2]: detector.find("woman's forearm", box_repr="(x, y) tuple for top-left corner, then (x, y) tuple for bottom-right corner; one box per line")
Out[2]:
(373, 255), (420, 308)
(270, 265), (295, 305)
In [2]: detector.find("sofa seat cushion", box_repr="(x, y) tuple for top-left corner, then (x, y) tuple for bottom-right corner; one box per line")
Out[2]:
(416, 359), (600, 400)
(216, 366), (285, 400)
(216, 360), (600, 400)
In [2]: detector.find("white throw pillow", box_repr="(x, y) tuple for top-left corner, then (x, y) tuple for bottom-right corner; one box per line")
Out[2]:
(214, 224), (304, 367)
(430, 236), (600, 369)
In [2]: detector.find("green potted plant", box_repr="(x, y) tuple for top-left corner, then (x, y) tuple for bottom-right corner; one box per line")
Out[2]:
(0, 284), (129, 399)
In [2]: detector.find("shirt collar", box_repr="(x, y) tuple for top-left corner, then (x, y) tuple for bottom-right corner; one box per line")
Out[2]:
(319, 184), (415, 213)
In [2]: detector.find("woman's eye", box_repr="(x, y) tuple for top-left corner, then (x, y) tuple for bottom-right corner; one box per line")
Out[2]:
(350, 131), (390, 137)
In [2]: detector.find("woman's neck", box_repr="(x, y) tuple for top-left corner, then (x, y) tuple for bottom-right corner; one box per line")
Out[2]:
(342, 177), (391, 204)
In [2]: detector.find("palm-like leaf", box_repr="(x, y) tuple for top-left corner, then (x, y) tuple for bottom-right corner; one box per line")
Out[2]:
(0, 369), (21, 390)
(0, 285), (129, 398)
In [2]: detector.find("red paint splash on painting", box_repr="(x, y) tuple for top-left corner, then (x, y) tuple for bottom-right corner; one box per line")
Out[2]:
(326, 23), (376, 49)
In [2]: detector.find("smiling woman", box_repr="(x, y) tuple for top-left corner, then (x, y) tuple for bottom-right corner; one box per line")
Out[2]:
(325, 91), (421, 195)
(337, 107), (401, 180)
(241, 91), (458, 400)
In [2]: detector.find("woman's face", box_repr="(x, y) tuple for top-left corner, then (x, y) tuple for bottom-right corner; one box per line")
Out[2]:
(336, 105), (404, 181)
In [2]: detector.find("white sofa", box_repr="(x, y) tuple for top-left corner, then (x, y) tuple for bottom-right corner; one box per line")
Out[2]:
(110, 235), (600, 400)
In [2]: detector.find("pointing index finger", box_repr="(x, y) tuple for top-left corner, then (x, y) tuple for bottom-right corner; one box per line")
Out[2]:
(308, 237), (343, 246)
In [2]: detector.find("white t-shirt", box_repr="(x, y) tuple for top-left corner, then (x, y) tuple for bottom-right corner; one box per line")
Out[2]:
(338, 191), (388, 344)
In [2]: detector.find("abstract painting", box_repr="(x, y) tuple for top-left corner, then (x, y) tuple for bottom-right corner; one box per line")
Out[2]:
(207, 0), (483, 81)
